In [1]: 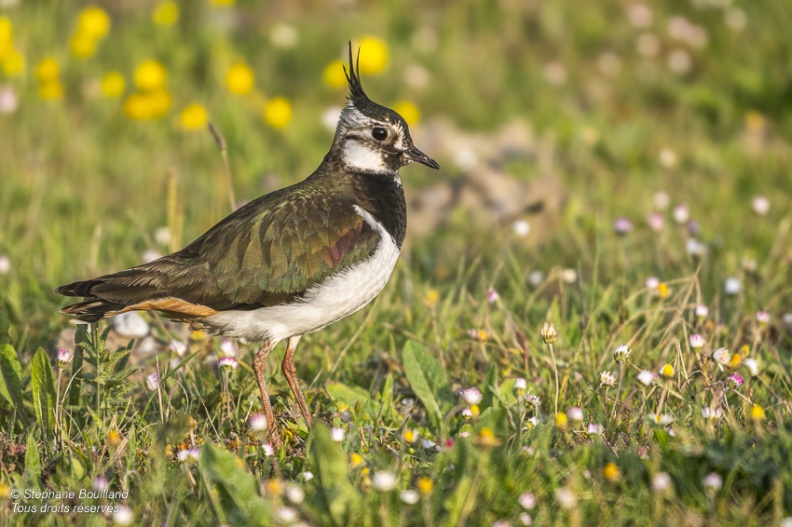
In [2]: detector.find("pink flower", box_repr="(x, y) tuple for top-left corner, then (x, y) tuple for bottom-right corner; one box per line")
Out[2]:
(0, 85), (18, 115)
(567, 407), (584, 421)
(519, 492), (537, 510)
(689, 334), (705, 350)
(647, 213), (665, 232)
(727, 373), (744, 388)
(695, 305), (709, 318)
(672, 204), (689, 224)
(248, 413), (268, 432)
(57, 348), (73, 368)
(218, 356), (239, 370)
(146, 372), (159, 391)
(587, 423), (603, 435)
(755, 311), (771, 326)
(459, 387), (482, 406)
(614, 217), (633, 235)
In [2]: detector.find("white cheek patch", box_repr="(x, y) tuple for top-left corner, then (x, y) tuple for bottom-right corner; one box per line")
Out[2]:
(343, 141), (389, 173)
(394, 134), (406, 151)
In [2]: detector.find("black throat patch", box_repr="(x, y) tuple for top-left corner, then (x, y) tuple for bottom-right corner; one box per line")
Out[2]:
(351, 172), (407, 248)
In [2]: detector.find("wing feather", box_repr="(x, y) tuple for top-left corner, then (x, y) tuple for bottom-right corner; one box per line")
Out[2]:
(57, 183), (382, 321)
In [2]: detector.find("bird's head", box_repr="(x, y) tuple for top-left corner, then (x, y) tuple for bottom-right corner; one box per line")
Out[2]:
(333, 42), (439, 175)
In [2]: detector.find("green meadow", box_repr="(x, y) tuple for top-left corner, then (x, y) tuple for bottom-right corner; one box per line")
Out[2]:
(1, 1), (791, 525)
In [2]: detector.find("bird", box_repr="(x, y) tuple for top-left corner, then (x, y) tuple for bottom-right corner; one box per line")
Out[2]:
(56, 43), (440, 447)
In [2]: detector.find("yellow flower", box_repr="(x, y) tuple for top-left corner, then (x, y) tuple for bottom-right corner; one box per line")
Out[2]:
(425, 288), (439, 306)
(124, 93), (153, 120)
(265, 479), (282, 496)
(124, 90), (170, 120)
(153, 1), (180, 26)
(0, 483), (10, 499)
(657, 282), (670, 299)
(77, 6), (111, 39)
(134, 59), (167, 91)
(555, 412), (568, 428)
(403, 429), (417, 443)
(36, 57), (60, 83)
(226, 63), (255, 95)
(393, 100), (421, 126)
(750, 404), (765, 421)
(659, 363), (674, 379)
(357, 35), (389, 74)
(2, 48), (24, 76)
(70, 32), (97, 59)
(39, 81), (64, 100)
(0, 16), (12, 58)
(101, 71), (126, 98)
(211, 0), (236, 5)
(263, 96), (292, 129)
(603, 462), (620, 482)
(180, 103), (209, 130)
(323, 59), (347, 88)
(417, 477), (433, 494)
(729, 353), (742, 368)
(0, 16), (11, 39)
(476, 426), (500, 447)
(107, 428), (121, 446)
(351, 453), (365, 468)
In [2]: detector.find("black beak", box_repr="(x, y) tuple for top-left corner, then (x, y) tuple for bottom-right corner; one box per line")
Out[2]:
(405, 146), (440, 170)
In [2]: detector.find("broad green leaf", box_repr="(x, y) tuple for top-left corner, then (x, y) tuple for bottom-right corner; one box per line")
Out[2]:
(31, 347), (56, 435)
(402, 341), (454, 432)
(25, 432), (41, 486)
(0, 343), (25, 415)
(309, 424), (359, 525)
(199, 443), (270, 527)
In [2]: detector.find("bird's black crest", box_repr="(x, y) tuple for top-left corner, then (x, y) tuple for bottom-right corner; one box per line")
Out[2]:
(343, 41), (370, 107)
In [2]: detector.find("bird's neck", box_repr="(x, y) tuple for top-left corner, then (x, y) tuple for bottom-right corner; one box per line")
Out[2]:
(312, 142), (407, 247)
(350, 171), (407, 248)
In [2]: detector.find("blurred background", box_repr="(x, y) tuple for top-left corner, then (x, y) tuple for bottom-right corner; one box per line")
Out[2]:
(0, 0), (790, 350)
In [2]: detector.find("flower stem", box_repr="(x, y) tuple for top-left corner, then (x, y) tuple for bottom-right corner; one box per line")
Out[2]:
(548, 343), (560, 415)
(611, 364), (624, 420)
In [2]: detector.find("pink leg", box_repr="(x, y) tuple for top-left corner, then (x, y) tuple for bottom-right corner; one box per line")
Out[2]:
(281, 335), (313, 428)
(253, 341), (281, 448)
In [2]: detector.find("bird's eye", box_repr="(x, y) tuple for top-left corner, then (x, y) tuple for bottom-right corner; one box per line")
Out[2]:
(371, 127), (388, 141)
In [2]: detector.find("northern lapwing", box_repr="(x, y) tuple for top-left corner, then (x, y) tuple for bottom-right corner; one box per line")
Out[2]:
(57, 43), (440, 447)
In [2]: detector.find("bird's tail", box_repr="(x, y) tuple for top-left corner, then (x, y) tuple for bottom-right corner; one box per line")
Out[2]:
(56, 280), (126, 322)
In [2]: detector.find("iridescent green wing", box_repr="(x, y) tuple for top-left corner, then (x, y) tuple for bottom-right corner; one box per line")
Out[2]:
(162, 186), (381, 309)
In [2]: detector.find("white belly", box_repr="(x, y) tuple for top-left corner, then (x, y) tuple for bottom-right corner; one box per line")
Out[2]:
(202, 205), (400, 342)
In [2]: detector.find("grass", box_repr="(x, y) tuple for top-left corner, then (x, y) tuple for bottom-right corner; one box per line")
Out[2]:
(1, 0), (792, 525)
